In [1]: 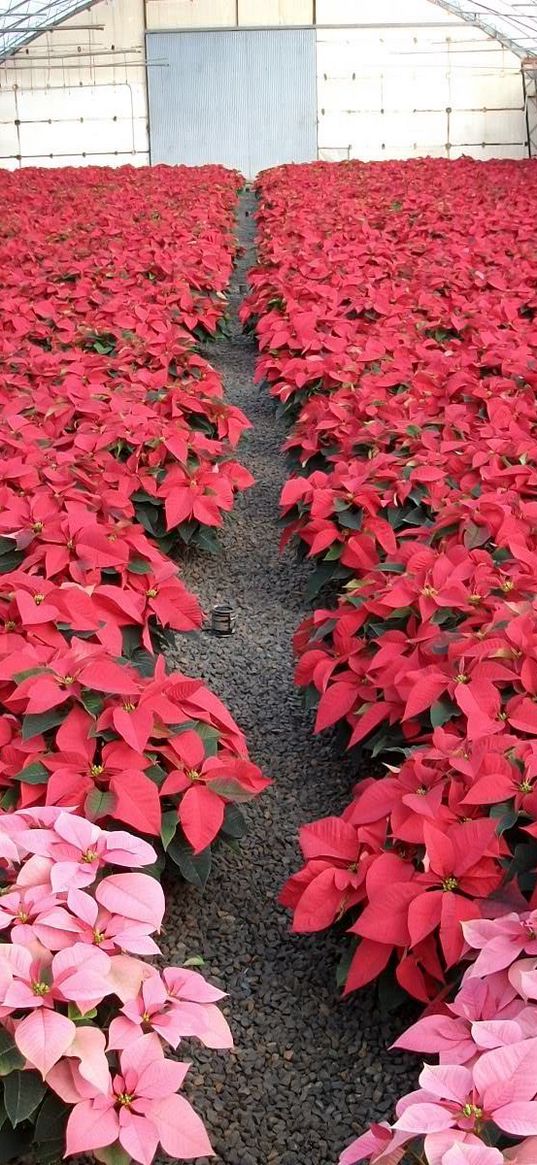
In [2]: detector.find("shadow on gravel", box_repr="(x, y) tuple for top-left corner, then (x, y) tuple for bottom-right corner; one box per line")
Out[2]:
(163, 191), (416, 1165)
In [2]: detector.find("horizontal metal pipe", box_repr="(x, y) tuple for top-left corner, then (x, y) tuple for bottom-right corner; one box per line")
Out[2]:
(1, 24), (105, 32)
(13, 48), (143, 60)
(144, 22), (460, 32)
(0, 60), (168, 70)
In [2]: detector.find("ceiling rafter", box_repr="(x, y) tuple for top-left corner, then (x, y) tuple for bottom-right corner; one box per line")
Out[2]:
(0, 0), (101, 61)
(431, 0), (537, 59)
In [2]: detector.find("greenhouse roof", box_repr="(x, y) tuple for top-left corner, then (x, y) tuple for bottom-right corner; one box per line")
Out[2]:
(433, 1), (537, 59)
(0, 0), (98, 61)
(1, 0), (537, 64)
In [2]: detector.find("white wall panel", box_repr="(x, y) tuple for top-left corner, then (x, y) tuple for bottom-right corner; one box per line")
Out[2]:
(238, 0), (313, 23)
(316, 0), (460, 24)
(146, 1), (235, 28)
(0, 0), (149, 169)
(19, 151), (149, 167)
(0, 0), (529, 170)
(449, 107), (524, 145)
(316, 2), (526, 162)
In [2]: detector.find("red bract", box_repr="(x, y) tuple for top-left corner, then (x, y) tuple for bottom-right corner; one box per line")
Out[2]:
(250, 159), (537, 1012)
(0, 163), (269, 887)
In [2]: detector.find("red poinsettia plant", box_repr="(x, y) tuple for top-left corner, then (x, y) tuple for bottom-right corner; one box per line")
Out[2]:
(247, 157), (537, 1165)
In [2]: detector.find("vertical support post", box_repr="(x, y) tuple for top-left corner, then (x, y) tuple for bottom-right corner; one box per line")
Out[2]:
(522, 60), (537, 158)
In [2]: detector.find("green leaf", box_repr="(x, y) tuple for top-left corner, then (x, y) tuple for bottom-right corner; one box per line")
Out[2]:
(85, 788), (115, 821)
(324, 544), (342, 561)
(94, 1145), (132, 1165)
(145, 763), (167, 787)
(193, 526), (220, 555)
(0, 791), (17, 812)
(128, 558), (152, 575)
(12, 667), (50, 684)
(67, 1004), (97, 1023)
(0, 1032), (24, 1077)
(220, 803), (246, 839)
(167, 835), (212, 889)
(377, 964), (408, 1012)
(11, 761), (48, 785)
(207, 778), (256, 803)
(34, 1093), (71, 1164)
(183, 955), (205, 968)
(335, 940), (356, 988)
(490, 802), (518, 835)
(80, 688), (105, 718)
(194, 721), (221, 757)
(0, 538), (17, 557)
(337, 508), (364, 531)
(0, 1120), (31, 1163)
(430, 698), (457, 728)
(129, 649), (156, 678)
(0, 550), (24, 575)
(4, 1070), (46, 1126)
(22, 707), (67, 740)
(464, 521), (489, 550)
(306, 561), (337, 600)
(160, 809), (177, 851)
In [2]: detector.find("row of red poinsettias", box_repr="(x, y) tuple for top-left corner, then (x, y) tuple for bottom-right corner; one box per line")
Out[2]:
(244, 159), (537, 1164)
(0, 165), (269, 1164)
(0, 163), (269, 867)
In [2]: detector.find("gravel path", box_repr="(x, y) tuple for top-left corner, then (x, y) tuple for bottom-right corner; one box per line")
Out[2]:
(164, 192), (416, 1165)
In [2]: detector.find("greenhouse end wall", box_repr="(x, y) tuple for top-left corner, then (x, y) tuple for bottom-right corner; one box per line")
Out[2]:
(0, 0), (530, 170)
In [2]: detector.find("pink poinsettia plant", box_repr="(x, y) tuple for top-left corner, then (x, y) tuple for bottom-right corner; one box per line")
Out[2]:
(0, 805), (232, 1164)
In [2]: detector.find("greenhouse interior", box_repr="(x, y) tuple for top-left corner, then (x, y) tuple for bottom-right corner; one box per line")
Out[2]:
(2, 2), (537, 1165)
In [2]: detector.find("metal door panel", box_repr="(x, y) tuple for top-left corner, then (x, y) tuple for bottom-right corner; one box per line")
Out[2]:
(147, 28), (317, 176)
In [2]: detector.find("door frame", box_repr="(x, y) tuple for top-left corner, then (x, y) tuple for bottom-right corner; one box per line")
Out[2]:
(145, 25), (319, 169)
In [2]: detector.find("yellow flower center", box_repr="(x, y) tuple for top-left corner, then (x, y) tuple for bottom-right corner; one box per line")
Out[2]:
(34, 594), (45, 605)
(421, 585), (437, 597)
(93, 929), (105, 945)
(32, 522), (43, 533)
(4, 621), (16, 631)
(82, 849), (98, 863)
(461, 1103), (483, 1120)
(416, 786), (427, 796)
(519, 779), (533, 794)
(32, 981), (49, 996)
(146, 587), (158, 598)
(187, 769), (201, 781)
(468, 593), (482, 605)
(90, 765), (104, 778)
(117, 1092), (133, 1108)
(501, 579), (514, 592)
(123, 701), (135, 713)
(61, 675), (76, 687)
(442, 876), (459, 891)
(455, 673), (469, 684)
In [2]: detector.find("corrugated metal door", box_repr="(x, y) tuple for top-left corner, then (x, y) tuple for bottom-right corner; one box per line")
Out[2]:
(146, 29), (317, 176)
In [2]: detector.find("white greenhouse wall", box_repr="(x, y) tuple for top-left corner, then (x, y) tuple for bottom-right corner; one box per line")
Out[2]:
(0, 0), (148, 169)
(145, 1), (314, 30)
(316, 0), (526, 160)
(0, 0), (529, 170)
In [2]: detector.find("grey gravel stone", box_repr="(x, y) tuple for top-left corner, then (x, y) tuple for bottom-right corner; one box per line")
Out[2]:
(160, 192), (417, 1165)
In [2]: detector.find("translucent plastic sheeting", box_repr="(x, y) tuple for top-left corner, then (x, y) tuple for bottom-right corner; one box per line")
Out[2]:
(0, 0), (98, 61)
(434, 0), (537, 58)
